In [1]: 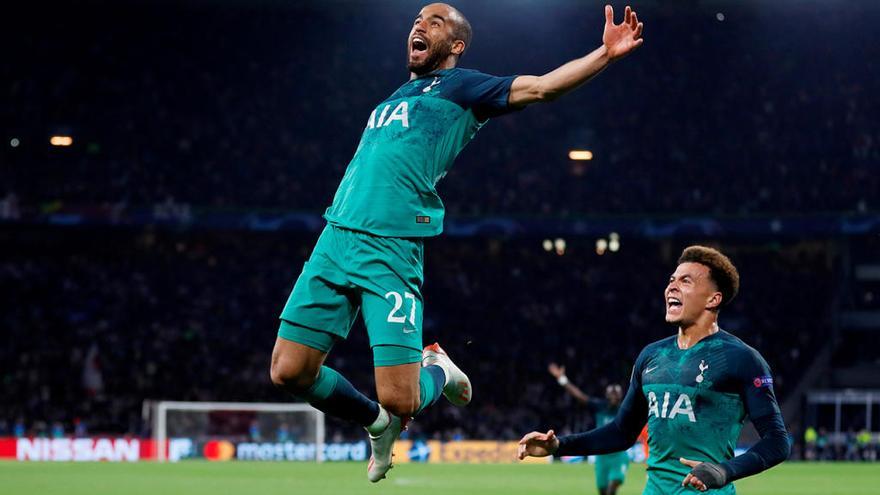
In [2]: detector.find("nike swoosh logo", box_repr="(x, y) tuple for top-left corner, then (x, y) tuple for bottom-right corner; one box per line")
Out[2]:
(644, 366), (659, 375)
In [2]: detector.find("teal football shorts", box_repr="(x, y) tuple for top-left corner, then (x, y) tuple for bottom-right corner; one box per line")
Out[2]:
(595, 452), (629, 488)
(279, 224), (424, 366)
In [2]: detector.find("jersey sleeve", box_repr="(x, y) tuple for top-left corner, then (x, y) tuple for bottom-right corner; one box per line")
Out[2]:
(449, 69), (518, 120)
(555, 345), (650, 456)
(735, 347), (782, 420)
(717, 346), (790, 482)
(614, 345), (650, 434)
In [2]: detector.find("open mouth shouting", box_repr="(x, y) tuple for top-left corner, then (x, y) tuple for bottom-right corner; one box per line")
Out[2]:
(409, 35), (429, 64)
(666, 295), (683, 317)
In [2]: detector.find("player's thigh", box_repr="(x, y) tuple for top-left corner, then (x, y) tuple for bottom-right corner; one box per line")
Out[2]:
(361, 286), (424, 364)
(279, 226), (359, 342)
(364, 276), (423, 413)
(355, 236), (425, 362)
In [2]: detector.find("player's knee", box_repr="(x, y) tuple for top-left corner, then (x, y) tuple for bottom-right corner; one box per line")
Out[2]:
(379, 394), (420, 418)
(269, 357), (318, 394)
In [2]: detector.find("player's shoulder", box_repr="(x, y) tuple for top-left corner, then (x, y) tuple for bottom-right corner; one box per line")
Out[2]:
(440, 67), (503, 85)
(641, 334), (678, 355)
(717, 329), (773, 372)
(445, 67), (491, 77)
(718, 330), (765, 358)
(633, 335), (677, 367)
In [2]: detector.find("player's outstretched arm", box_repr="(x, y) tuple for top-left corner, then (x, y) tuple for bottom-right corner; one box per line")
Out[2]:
(508, 5), (644, 107)
(519, 351), (649, 460)
(548, 363), (590, 403)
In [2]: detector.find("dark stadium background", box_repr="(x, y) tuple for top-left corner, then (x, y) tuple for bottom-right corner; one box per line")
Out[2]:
(2, 0), (878, 463)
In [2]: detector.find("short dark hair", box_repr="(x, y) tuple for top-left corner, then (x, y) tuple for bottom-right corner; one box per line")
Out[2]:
(448, 7), (472, 56)
(678, 245), (740, 308)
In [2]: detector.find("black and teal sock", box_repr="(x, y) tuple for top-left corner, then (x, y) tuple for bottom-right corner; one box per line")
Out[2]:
(303, 366), (380, 427)
(416, 365), (446, 415)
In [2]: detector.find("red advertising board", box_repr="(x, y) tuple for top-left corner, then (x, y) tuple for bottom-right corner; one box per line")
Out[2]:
(0, 437), (156, 462)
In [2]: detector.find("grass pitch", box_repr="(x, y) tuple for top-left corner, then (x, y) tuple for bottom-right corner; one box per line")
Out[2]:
(2, 461), (877, 494)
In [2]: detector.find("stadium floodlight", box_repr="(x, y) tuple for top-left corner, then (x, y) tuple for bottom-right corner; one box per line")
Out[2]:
(568, 150), (593, 161)
(150, 401), (325, 463)
(609, 232), (621, 252)
(50, 135), (73, 146)
(554, 238), (566, 255)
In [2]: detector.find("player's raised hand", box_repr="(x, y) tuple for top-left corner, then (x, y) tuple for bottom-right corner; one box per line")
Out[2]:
(680, 457), (729, 492)
(517, 429), (560, 460)
(603, 5), (644, 61)
(548, 363), (566, 378)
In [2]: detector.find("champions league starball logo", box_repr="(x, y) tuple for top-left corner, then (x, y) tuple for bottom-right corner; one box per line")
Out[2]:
(753, 376), (774, 388)
(408, 440), (431, 463)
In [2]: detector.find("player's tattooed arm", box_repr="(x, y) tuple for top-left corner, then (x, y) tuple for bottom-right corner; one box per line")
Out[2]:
(508, 5), (644, 107)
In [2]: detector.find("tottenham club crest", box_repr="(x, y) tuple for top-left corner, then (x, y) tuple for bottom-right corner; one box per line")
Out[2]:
(422, 76), (441, 93)
(696, 360), (709, 383)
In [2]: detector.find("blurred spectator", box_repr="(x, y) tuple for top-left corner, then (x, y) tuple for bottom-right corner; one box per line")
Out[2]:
(856, 430), (875, 461)
(277, 423), (291, 442)
(73, 418), (88, 438)
(13, 419), (25, 438)
(51, 422), (65, 439)
(804, 426), (818, 460)
(249, 419), (261, 442)
(0, 227), (834, 440)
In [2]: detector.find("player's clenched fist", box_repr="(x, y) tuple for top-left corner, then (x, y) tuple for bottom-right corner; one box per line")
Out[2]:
(680, 457), (729, 492)
(517, 429), (560, 460)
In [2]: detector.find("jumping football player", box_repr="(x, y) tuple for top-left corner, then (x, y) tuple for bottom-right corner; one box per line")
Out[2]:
(549, 363), (629, 495)
(519, 246), (791, 493)
(269, 3), (644, 482)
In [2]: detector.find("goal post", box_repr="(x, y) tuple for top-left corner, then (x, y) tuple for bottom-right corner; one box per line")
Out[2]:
(150, 401), (325, 462)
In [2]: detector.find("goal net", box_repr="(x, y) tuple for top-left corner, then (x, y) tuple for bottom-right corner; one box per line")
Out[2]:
(149, 401), (325, 462)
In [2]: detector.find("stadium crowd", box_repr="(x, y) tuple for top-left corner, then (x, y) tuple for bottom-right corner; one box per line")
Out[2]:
(1, 229), (833, 449)
(2, 1), (878, 217)
(801, 427), (878, 462)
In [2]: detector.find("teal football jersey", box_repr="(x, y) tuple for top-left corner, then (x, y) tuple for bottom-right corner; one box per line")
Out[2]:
(556, 330), (786, 495)
(636, 331), (780, 494)
(323, 68), (517, 237)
